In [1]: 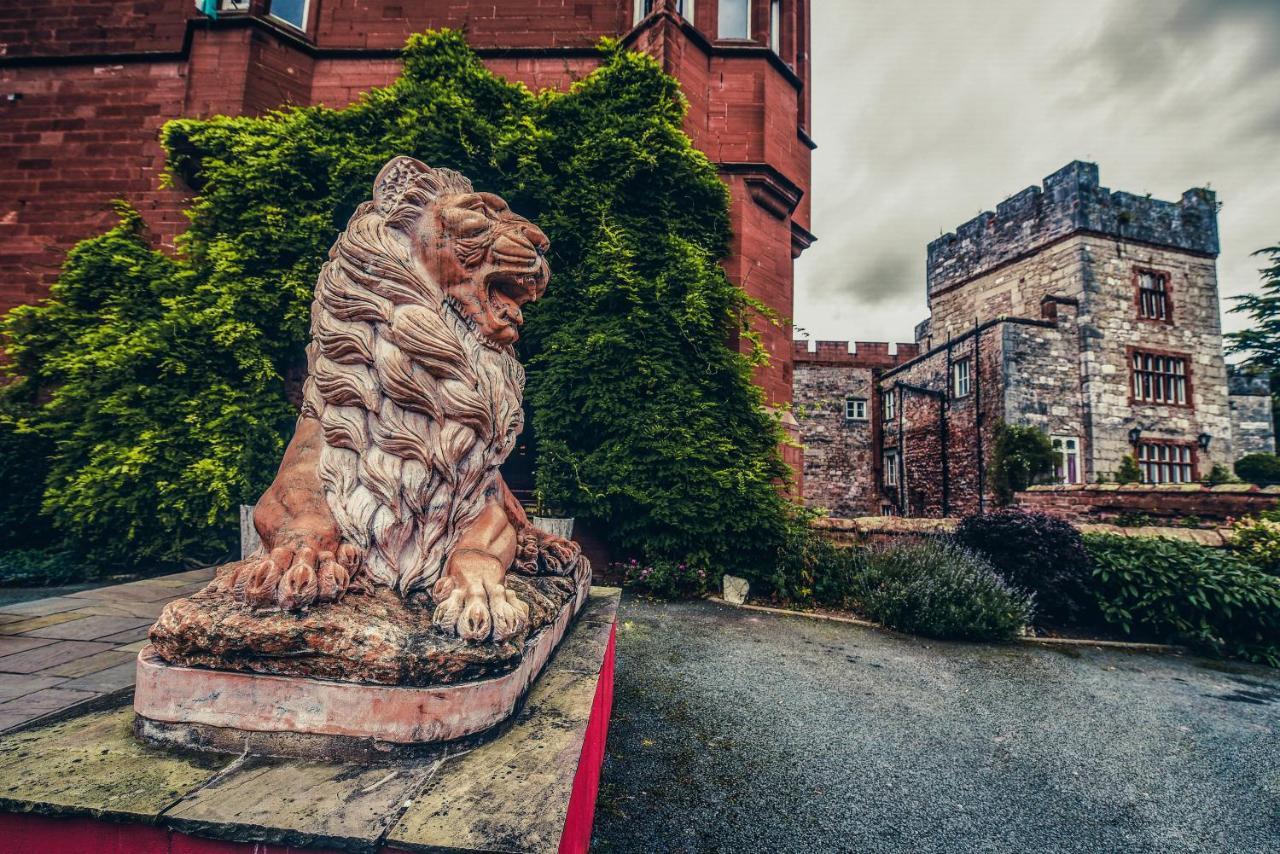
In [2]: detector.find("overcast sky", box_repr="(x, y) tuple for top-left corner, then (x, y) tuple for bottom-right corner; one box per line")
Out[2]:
(794, 0), (1280, 353)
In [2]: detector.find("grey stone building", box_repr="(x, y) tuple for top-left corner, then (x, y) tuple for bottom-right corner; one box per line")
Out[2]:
(796, 161), (1276, 517)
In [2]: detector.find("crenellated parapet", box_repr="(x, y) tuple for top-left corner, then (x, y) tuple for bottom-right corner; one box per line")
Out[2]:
(927, 161), (1219, 297)
(793, 340), (920, 368)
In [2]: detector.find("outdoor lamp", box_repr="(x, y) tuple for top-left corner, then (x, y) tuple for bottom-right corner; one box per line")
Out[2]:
(1128, 427), (1142, 444)
(1197, 432), (1212, 450)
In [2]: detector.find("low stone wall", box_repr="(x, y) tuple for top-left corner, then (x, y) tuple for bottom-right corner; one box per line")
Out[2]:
(1014, 483), (1280, 524)
(810, 515), (1232, 547)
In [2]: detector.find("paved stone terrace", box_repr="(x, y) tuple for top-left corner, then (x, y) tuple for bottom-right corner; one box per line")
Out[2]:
(0, 568), (214, 731)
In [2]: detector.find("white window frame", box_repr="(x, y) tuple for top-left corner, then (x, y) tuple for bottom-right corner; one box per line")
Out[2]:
(718, 0), (751, 39)
(1051, 435), (1081, 484)
(769, 0), (781, 53)
(844, 397), (867, 421)
(268, 0), (310, 32)
(883, 451), (899, 486)
(952, 358), (971, 398)
(882, 389), (896, 421)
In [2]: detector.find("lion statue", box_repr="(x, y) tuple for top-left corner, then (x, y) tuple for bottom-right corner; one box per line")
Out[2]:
(215, 156), (585, 643)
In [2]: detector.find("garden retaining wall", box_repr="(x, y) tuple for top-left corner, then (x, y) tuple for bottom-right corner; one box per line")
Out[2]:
(1014, 483), (1280, 524)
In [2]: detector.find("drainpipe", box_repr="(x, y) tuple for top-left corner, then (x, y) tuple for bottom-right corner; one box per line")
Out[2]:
(973, 319), (984, 515)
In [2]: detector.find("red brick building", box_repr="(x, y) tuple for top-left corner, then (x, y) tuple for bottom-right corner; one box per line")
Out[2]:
(0, 0), (813, 435)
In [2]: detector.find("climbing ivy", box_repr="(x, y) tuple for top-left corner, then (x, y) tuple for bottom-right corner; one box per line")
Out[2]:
(1, 31), (793, 577)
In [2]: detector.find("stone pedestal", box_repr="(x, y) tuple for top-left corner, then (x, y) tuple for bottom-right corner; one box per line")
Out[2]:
(134, 567), (590, 756)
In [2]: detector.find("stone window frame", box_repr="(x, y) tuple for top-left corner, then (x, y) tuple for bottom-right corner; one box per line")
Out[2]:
(716, 0), (752, 40)
(951, 358), (972, 399)
(883, 450), (899, 486)
(1134, 439), (1198, 483)
(1133, 266), (1174, 325)
(1128, 346), (1194, 409)
(844, 396), (868, 421)
(1050, 435), (1082, 484)
(882, 388), (896, 421)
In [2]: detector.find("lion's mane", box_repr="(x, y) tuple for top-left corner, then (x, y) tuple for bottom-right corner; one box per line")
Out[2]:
(300, 159), (525, 595)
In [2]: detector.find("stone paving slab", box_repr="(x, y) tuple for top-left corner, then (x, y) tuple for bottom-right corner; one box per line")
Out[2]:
(0, 567), (217, 732)
(21, 615), (152, 642)
(0, 597), (91, 618)
(0, 640), (117, 675)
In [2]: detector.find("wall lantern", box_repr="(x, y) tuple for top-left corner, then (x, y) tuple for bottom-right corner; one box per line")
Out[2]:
(1197, 432), (1212, 451)
(1128, 427), (1142, 445)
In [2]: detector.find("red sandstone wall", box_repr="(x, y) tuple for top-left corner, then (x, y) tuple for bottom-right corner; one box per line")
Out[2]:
(1016, 484), (1280, 523)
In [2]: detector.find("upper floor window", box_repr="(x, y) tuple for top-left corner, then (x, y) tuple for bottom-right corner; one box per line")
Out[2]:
(883, 451), (899, 486)
(1131, 350), (1189, 406)
(844, 397), (867, 421)
(1051, 435), (1081, 484)
(769, 0), (782, 52)
(269, 0), (309, 31)
(718, 0), (750, 38)
(951, 358), (971, 398)
(1136, 441), (1195, 484)
(635, 0), (692, 22)
(882, 389), (896, 421)
(1136, 269), (1171, 322)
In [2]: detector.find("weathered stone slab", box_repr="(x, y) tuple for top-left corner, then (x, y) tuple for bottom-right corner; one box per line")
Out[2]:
(149, 574), (580, 686)
(22, 615), (152, 642)
(0, 640), (117, 674)
(164, 757), (438, 852)
(384, 668), (602, 853)
(0, 637), (56, 658)
(0, 597), (92, 618)
(0, 676), (65, 705)
(0, 612), (86, 636)
(45, 649), (138, 679)
(0, 706), (230, 822)
(722, 574), (749, 605)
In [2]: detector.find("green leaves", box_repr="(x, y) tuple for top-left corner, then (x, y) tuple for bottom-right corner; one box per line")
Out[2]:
(1, 29), (791, 578)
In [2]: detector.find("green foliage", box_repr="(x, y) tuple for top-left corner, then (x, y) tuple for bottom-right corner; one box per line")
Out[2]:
(616, 558), (710, 599)
(986, 423), (1058, 505)
(1115, 454), (1142, 484)
(1083, 534), (1280, 665)
(1227, 244), (1280, 429)
(766, 520), (866, 608)
(0, 549), (84, 587)
(1206, 463), (1238, 485)
(1234, 452), (1280, 486)
(0, 31), (791, 576)
(1226, 516), (1280, 576)
(855, 539), (1033, 641)
(954, 508), (1097, 627)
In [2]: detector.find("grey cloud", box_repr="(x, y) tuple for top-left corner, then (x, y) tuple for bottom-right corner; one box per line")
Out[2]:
(795, 0), (1280, 349)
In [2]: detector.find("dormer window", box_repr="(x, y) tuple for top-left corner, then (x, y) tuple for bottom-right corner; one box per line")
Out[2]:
(1136, 269), (1171, 322)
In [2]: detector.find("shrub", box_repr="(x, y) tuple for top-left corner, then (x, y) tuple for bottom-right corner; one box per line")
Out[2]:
(618, 558), (709, 599)
(1235, 453), (1280, 486)
(954, 508), (1096, 627)
(1226, 516), (1280, 576)
(1, 31), (792, 577)
(855, 539), (1033, 642)
(0, 549), (85, 587)
(986, 423), (1058, 505)
(1115, 455), (1142, 484)
(1206, 463), (1238, 485)
(766, 522), (865, 608)
(1083, 533), (1280, 665)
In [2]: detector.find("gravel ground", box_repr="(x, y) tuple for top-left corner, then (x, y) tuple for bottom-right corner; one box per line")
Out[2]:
(592, 596), (1280, 853)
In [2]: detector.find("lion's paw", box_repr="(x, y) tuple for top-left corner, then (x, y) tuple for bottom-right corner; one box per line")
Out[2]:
(431, 575), (529, 643)
(226, 543), (362, 611)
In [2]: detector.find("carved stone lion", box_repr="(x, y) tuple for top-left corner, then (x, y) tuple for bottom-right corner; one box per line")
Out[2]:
(214, 156), (585, 643)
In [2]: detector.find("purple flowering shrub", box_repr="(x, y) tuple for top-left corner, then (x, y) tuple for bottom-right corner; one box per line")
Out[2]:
(616, 558), (710, 599)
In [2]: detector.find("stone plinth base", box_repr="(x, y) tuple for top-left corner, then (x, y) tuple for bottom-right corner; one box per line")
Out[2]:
(135, 567), (590, 753)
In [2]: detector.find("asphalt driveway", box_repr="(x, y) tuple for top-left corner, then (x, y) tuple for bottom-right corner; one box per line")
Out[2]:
(592, 597), (1279, 853)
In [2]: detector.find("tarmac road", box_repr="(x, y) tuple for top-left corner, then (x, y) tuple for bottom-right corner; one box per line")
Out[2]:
(592, 596), (1279, 853)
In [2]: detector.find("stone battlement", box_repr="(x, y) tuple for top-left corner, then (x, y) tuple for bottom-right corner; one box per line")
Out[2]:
(793, 340), (921, 368)
(1227, 364), (1271, 396)
(927, 161), (1219, 296)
